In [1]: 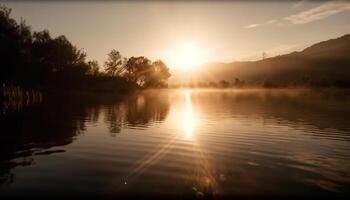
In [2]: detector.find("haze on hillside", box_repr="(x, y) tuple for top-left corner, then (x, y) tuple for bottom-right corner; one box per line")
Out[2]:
(171, 34), (350, 86)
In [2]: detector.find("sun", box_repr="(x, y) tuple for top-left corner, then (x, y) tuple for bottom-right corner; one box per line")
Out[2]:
(165, 42), (206, 70)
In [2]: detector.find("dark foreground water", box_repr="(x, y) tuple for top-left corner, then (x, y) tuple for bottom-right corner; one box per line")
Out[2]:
(1, 89), (350, 198)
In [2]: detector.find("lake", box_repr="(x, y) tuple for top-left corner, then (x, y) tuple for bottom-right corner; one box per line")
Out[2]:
(1, 89), (350, 198)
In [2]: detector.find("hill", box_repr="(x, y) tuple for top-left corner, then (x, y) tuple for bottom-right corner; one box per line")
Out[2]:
(170, 34), (350, 87)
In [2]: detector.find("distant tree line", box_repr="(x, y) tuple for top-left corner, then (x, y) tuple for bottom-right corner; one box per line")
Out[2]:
(170, 76), (350, 89)
(0, 5), (171, 99)
(171, 78), (245, 88)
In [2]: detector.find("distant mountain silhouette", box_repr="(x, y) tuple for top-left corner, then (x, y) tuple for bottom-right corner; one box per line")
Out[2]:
(171, 34), (350, 86)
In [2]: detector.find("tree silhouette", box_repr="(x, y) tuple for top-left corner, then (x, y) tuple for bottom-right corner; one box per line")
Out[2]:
(31, 31), (89, 88)
(219, 80), (230, 88)
(88, 60), (100, 76)
(124, 56), (151, 85)
(104, 50), (125, 76)
(0, 5), (32, 85)
(0, 5), (172, 97)
(123, 57), (171, 88)
(148, 60), (171, 88)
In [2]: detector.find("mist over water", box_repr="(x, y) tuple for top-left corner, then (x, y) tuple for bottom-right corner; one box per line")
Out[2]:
(1, 89), (350, 197)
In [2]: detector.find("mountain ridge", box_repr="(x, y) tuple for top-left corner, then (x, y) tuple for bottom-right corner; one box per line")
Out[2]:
(170, 34), (350, 86)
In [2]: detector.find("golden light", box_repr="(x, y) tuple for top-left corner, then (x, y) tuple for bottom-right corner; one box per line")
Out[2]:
(182, 90), (197, 140)
(165, 42), (207, 70)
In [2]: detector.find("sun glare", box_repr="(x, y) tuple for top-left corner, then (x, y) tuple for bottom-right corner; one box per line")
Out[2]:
(166, 42), (206, 71)
(183, 90), (197, 140)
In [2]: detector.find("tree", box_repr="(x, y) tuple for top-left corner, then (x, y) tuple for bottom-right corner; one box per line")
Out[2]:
(122, 57), (171, 88)
(124, 56), (152, 86)
(233, 78), (245, 88)
(219, 80), (230, 88)
(0, 4), (171, 94)
(88, 60), (100, 76)
(31, 30), (89, 87)
(263, 78), (277, 88)
(0, 6), (32, 85)
(32, 31), (87, 72)
(146, 60), (171, 88)
(104, 50), (125, 76)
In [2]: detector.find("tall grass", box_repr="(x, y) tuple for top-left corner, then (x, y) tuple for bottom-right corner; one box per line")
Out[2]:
(1, 84), (42, 112)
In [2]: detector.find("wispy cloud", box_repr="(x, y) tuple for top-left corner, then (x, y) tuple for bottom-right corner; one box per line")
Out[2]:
(267, 19), (277, 24)
(245, 1), (350, 29)
(285, 1), (350, 24)
(245, 19), (277, 29)
(245, 23), (262, 29)
(292, 0), (308, 9)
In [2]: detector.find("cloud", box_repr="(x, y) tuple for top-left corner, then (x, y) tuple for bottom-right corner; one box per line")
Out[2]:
(285, 1), (350, 24)
(245, 23), (262, 29)
(292, 0), (308, 9)
(245, 1), (350, 29)
(267, 19), (277, 24)
(245, 19), (277, 29)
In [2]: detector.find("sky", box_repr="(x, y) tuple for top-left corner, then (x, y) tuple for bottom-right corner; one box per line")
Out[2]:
(2, 0), (350, 69)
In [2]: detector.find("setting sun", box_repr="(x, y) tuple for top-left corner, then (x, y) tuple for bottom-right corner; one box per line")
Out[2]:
(2, 1), (350, 199)
(165, 42), (206, 70)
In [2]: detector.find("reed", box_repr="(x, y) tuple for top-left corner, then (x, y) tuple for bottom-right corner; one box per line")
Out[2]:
(1, 84), (42, 112)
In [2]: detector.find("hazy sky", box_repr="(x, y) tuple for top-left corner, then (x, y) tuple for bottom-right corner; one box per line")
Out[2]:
(3, 0), (350, 68)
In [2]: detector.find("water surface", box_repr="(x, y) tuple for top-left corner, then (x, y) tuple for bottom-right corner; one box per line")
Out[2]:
(1, 89), (350, 198)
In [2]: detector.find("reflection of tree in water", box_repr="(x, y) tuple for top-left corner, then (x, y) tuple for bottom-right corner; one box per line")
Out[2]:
(104, 92), (170, 135)
(0, 97), (94, 188)
(0, 93), (170, 186)
(86, 105), (102, 126)
(126, 92), (169, 125)
(105, 103), (126, 135)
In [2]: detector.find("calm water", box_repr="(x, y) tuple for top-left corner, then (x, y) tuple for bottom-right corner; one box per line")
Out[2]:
(1, 89), (350, 198)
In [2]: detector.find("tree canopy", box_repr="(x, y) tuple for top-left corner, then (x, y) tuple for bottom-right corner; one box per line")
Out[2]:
(0, 5), (171, 94)
(104, 52), (171, 88)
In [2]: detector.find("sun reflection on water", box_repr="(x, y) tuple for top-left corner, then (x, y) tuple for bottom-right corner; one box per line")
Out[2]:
(183, 90), (197, 140)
